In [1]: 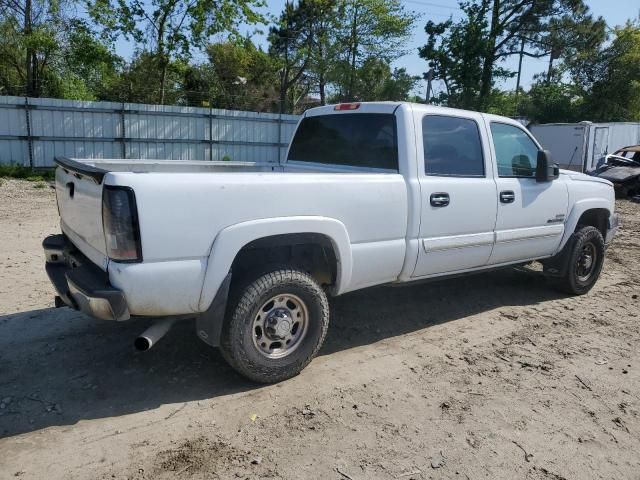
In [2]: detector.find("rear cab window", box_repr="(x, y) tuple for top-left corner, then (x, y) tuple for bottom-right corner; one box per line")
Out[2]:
(287, 113), (399, 171)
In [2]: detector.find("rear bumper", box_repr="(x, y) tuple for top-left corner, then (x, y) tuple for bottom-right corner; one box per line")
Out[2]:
(606, 213), (620, 246)
(43, 234), (130, 321)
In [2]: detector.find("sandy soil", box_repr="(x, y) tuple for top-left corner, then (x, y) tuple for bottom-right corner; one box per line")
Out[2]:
(0, 178), (639, 480)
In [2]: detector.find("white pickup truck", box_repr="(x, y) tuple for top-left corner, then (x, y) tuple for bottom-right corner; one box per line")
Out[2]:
(44, 102), (619, 383)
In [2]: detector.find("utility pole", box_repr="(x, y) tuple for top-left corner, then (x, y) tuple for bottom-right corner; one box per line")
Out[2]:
(515, 36), (525, 100)
(425, 68), (434, 104)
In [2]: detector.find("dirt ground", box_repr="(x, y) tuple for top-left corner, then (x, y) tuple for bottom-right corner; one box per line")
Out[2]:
(0, 178), (639, 480)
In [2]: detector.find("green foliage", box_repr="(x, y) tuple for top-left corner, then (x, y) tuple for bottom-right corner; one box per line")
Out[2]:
(0, 0), (70, 96)
(61, 21), (123, 100)
(483, 90), (520, 118)
(331, 56), (418, 102)
(87, 0), (265, 103)
(332, 0), (416, 101)
(0, 12), (123, 100)
(580, 23), (640, 122)
(419, 0), (603, 110)
(106, 51), (188, 104)
(0, 164), (54, 181)
(180, 39), (279, 110)
(0, 0), (636, 126)
(525, 80), (583, 123)
(205, 39), (279, 111)
(419, 1), (491, 109)
(268, 0), (416, 111)
(268, 0), (317, 112)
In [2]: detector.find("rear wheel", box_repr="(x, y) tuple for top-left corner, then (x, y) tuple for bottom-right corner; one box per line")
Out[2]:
(220, 269), (330, 383)
(550, 226), (605, 295)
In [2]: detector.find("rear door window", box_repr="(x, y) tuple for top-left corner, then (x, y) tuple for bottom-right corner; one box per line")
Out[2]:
(423, 115), (485, 177)
(287, 113), (398, 171)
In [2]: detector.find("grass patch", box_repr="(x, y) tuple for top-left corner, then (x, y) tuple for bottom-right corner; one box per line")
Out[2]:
(0, 165), (54, 182)
(33, 182), (46, 189)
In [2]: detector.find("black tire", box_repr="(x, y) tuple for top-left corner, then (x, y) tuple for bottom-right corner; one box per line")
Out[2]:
(220, 269), (330, 383)
(550, 226), (605, 295)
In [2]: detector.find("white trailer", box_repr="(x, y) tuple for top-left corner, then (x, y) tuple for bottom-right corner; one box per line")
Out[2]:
(530, 122), (640, 173)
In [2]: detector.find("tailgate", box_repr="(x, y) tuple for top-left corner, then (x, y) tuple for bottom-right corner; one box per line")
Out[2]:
(55, 158), (108, 270)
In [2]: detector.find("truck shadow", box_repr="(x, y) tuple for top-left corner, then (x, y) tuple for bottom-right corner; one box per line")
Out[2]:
(324, 267), (563, 355)
(0, 267), (562, 438)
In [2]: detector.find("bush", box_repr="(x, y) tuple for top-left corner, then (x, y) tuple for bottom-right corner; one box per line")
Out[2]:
(0, 165), (55, 181)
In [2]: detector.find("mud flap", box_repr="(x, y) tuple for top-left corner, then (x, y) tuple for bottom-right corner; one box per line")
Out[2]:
(196, 272), (232, 347)
(542, 237), (574, 278)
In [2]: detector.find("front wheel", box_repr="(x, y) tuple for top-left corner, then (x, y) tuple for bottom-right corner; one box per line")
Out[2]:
(220, 269), (330, 383)
(550, 226), (605, 295)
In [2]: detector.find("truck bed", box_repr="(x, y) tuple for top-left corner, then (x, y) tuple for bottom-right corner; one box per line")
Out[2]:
(54, 156), (410, 315)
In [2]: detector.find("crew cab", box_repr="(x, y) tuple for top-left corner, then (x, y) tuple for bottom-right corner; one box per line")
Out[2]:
(43, 102), (619, 383)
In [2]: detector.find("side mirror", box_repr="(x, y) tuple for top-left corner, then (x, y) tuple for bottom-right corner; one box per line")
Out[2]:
(536, 150), (559, 183)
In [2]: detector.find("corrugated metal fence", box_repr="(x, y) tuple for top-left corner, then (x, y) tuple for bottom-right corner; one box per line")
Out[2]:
(0, 96), (301, 168)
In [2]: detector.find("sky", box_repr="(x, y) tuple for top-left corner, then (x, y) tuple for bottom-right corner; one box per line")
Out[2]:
(115, 0), (640, 98)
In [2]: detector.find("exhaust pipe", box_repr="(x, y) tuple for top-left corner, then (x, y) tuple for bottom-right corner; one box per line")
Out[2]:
(134, 318), (176, 351)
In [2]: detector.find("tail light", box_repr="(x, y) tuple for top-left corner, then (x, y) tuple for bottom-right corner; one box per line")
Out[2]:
(102, 186), (142, 262)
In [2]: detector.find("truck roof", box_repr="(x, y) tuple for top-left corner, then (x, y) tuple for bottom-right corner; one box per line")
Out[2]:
(304, 101), (523, 129)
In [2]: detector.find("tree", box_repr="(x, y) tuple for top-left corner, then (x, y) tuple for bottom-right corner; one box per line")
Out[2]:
(305, 0), (340, 105)
(269, 0), (314, 113)
(336, 56), (417, 101)
(0, 0), (69, 96)
(418, 1), (493, 109)
(0, 18), (29, 95)
(476, 0), (590, 106)
(88, 0), (264, 104)
(580, 23), (640, 121)
(335, 0), (415, 100)
(204, 39), (279, 110)
(515, 4), (606, 85)
(0, 9), (122, 100)
(419, 0), (598, 109)
(60, 20), (123, 100)
(520, 75), (583, 123)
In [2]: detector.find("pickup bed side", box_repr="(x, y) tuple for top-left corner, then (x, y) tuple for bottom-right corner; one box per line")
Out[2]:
(104, 170), (408, 316)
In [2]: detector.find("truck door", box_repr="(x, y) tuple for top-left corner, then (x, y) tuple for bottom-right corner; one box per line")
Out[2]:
(412, 112), (498, 277)
(488, 122), (569, 266)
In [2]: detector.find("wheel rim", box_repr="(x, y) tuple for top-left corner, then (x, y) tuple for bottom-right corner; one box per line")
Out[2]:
(576, 242), (598, 282)
(252, 293), (309, 359)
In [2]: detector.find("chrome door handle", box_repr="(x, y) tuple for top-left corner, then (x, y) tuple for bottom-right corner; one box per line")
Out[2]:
(500, 191), (515, 203)
(430, 192), (450, 207)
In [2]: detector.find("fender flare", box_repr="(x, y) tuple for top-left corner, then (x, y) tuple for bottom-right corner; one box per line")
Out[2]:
(556, 198), (613, 253)
(197, 216), (353, 312)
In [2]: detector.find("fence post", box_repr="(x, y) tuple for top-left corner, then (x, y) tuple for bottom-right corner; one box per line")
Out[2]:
(277, 112), (283, 164)
(120, 102), (127, 159)
(24, 97), (34, 168)
(209, 106), (213, 162)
